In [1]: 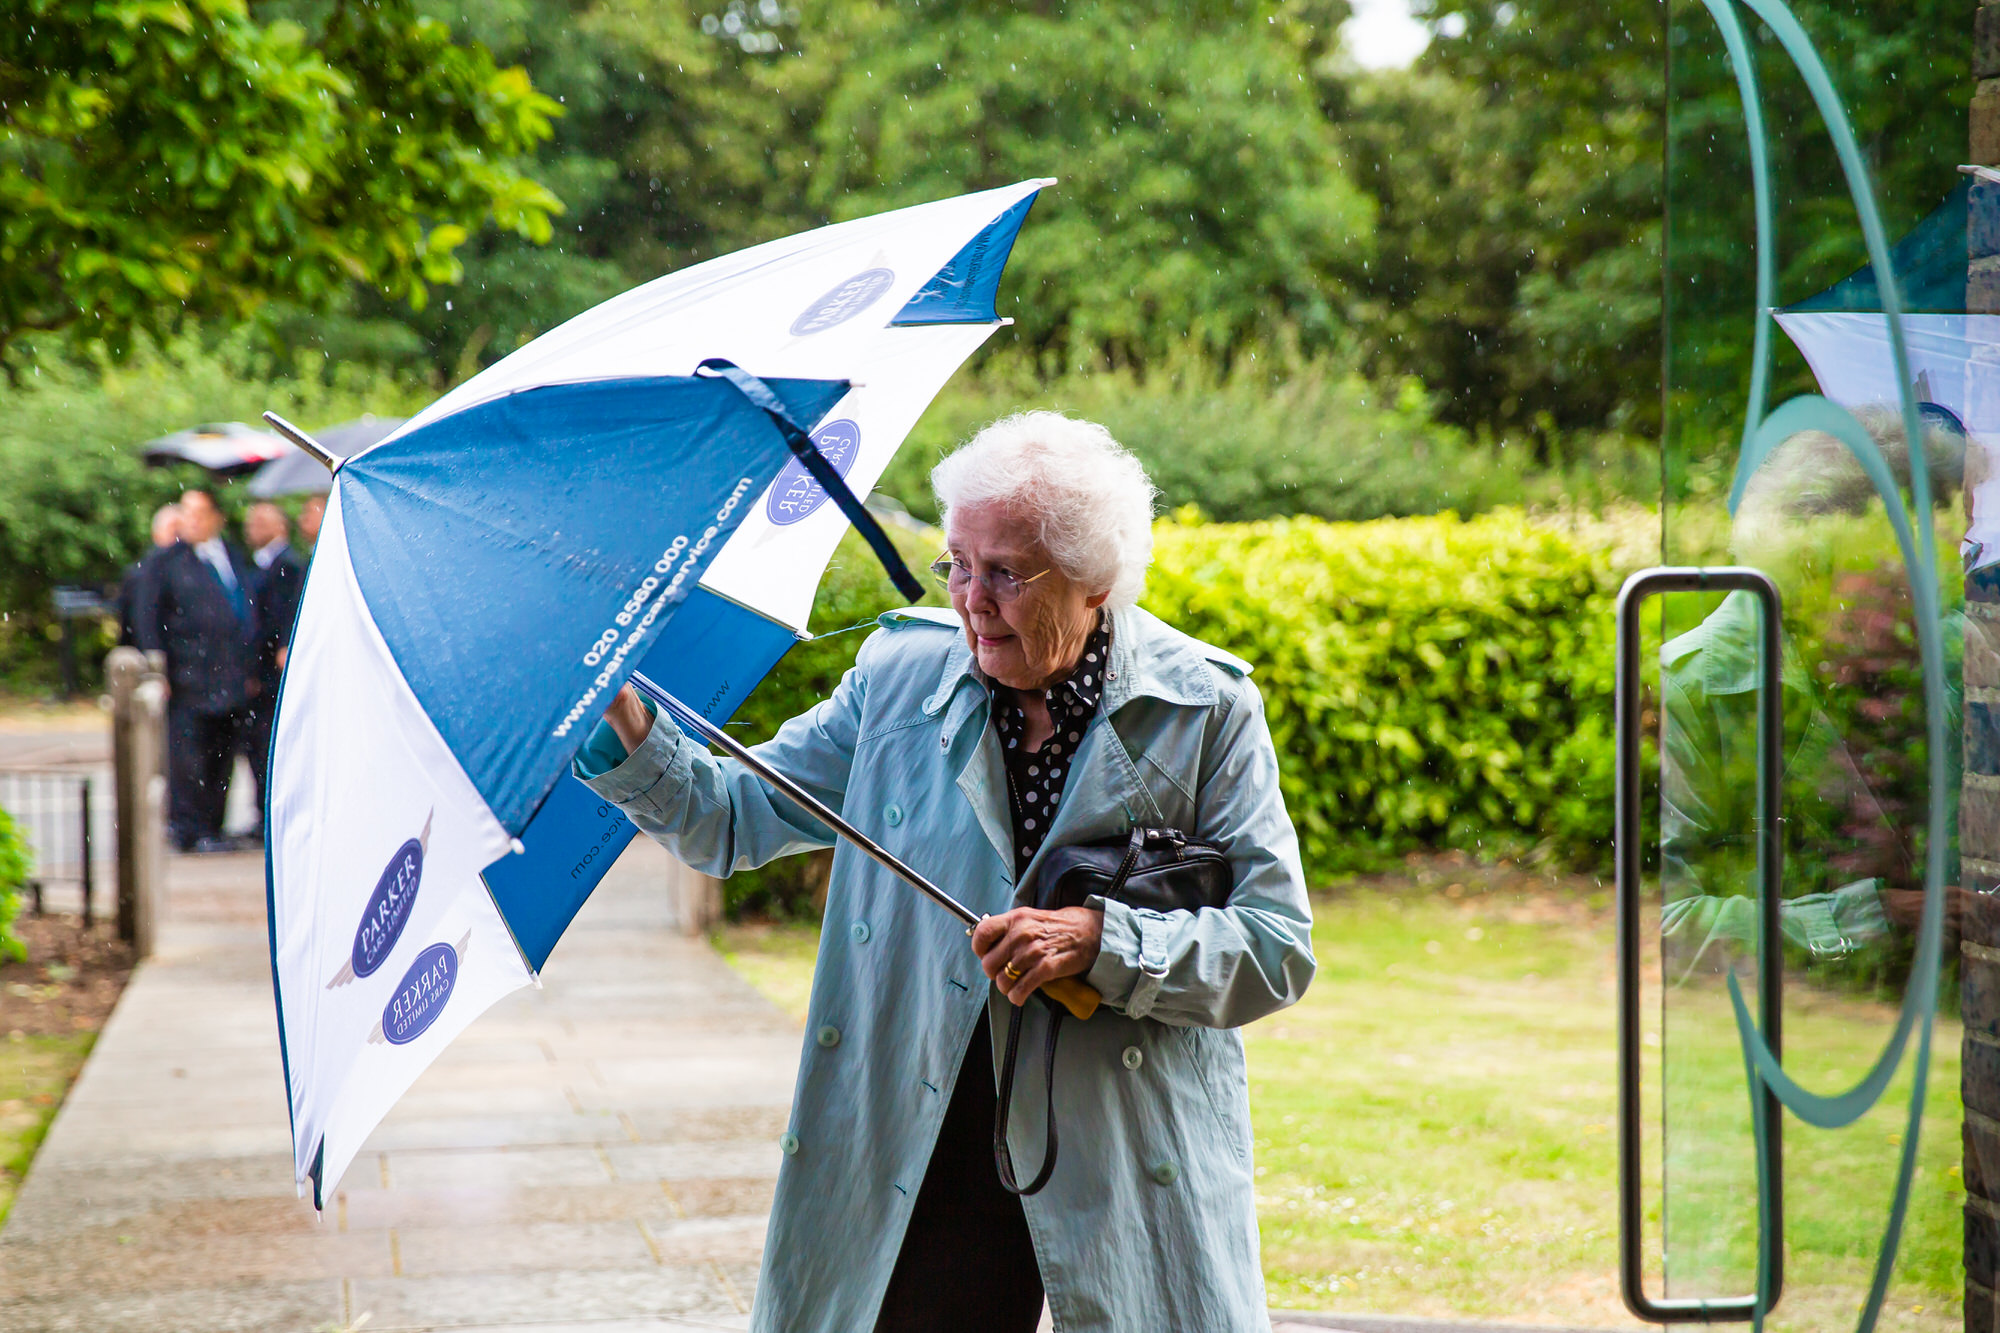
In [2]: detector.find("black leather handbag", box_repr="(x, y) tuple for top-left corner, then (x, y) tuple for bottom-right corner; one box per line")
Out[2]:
(994, 827), (1232, 1195)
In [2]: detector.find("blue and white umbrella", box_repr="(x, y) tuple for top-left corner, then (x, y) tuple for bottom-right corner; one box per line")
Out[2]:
(268, 179), (1049, 1206)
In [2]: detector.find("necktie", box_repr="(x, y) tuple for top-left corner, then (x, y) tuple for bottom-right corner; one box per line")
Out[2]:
(204, 546), (246, 622)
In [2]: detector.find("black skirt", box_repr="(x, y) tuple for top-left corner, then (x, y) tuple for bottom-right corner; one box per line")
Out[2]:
(873, 1016), (1046, 1333)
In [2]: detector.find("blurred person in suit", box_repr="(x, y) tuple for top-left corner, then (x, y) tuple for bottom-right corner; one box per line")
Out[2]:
(242, 502), (305, 830)
(134, 489), (258, 852)
(297, 493), (326, 552)
(116, 503), (182, 647)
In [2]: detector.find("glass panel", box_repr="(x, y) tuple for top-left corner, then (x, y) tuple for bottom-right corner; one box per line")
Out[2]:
(1657, 586), (1768, 1304)
(1664, 2), (1968, 1329)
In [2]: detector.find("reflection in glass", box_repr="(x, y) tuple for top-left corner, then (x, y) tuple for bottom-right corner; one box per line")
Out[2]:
(1658, 411), (1965, 1308)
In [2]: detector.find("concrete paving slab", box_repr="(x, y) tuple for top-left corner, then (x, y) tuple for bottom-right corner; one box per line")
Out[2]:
(0, 837), (792, 1333)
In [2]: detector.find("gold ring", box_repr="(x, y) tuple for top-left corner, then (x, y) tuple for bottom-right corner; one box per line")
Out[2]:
(1003, 962), (1023, 981)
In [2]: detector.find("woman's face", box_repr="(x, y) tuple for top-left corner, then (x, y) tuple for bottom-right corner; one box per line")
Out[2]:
(945, 502), (1108, 691)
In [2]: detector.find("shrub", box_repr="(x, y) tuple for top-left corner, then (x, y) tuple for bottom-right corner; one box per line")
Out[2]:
(0, 808), (32, 962)
(1142, 510), (1622, 879)
(717, 508), (1625, 917)
(872, 351), (1654, 528)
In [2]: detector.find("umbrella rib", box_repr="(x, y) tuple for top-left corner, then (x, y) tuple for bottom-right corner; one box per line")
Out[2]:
(629, 672), (980, 929)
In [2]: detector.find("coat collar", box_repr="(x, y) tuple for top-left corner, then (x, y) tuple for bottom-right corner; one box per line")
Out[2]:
(917, 603), (1248, 728)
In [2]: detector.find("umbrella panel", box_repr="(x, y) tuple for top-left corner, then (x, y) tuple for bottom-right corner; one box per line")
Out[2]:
(339, 372), (847, 834)
(482, 587), (801, 970)
(489, 204), (1042, 952)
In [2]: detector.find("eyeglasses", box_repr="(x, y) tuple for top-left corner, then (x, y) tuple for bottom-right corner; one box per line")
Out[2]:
(929, 553), (1051, 603)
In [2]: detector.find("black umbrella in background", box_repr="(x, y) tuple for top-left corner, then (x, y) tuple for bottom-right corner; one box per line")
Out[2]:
(248, 416), (405, 496)
(139, 421), (290, 475)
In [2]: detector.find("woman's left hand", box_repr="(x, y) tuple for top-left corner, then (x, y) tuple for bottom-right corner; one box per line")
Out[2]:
(971, 906), (1104, 1006)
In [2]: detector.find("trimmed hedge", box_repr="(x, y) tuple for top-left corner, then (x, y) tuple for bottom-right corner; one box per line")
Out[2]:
(0, 808), (34, 961)
(720, 509), (1620, 915)
(1144, 510), (1618, 879)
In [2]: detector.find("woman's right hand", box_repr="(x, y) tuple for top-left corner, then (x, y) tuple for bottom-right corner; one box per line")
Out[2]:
(603, 684), (656, 754)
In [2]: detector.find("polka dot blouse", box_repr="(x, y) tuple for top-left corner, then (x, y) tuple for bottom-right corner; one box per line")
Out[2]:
(991, 616), (1113, 879)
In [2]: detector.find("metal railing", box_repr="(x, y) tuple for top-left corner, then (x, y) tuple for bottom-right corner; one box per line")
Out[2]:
(0, 769), (109, 922)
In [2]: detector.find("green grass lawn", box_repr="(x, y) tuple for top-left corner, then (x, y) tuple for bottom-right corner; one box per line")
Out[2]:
(0, 1031), (95, 1227)
(715, 881), (1965, 1331)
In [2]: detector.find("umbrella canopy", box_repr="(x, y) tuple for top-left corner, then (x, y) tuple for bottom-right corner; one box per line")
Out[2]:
(248, 416), (405, 497)
(140, 421), (290, 475)
(269, 179), (1050, 1206)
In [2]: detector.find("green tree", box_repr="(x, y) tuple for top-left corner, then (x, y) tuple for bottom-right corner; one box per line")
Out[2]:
(0, 0), (563, 373)
(283, 0), (859, 373)
(810, 0), (1374, 372)
(1659, 0), (1968, 452)
(1326, 0), (1663, 443)
(1330, 0), (1970, 448)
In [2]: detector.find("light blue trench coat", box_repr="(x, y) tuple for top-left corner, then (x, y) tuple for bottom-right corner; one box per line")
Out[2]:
(574, 603), (1315, 1333)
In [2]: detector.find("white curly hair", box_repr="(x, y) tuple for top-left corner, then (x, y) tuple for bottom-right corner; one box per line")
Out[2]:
(931, 411), (1158, 610)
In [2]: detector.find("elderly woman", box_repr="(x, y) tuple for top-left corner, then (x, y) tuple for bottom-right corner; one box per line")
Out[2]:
(578, 412), (1314, 1333)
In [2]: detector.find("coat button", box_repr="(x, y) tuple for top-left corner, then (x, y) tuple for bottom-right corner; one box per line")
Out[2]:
(884, 804), (904, 826)
(850, 920), (871, 944)
(1122, 1046), (1143, 1071)
(779, 1131), (800, 1155)
(1150, 1160), (1180, 1186)
(816, 1025), (841, 1048)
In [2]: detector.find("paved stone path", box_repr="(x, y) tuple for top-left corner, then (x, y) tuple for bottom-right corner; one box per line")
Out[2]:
(0, 807), (1607, 1333)
(0, 839), (796, 1333)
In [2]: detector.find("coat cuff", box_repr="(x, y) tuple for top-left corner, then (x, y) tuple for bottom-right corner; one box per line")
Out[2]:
(572, 710), (691, 807)
(1085, 896), (1171, 1019)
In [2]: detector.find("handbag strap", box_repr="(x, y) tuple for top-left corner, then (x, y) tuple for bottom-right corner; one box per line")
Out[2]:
(1109, 826), (1147, 898)
(990, 828), (1149, 1195)
(993, 1003), (1063, 1196)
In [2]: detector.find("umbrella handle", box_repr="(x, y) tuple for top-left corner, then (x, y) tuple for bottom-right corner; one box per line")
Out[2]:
(1040, 975), (1102, 1021)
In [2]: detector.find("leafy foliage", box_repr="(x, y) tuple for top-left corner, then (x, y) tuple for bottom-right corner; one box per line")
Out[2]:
(0, 808), (31, 962)
(0, 330), (426, 691)
(289, 0), (1377, 381)
(0, 0), (562, 371)
(810, 0), (1372, 372)
(714, 509), (1627, 917)
(871, 351), (1653, 526)
(1661, 0), (1970, 451)
(1324, 0), (1663, 443)
(1143, 510), (1622, 879)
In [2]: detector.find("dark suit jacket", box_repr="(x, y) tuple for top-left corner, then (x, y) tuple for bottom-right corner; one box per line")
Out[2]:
(251, 543), (307, 690)
(133, 541), (259, 714)
(115, 546), (173, 648)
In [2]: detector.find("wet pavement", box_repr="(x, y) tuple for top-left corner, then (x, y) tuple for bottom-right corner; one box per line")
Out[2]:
(0, 805), (1611, 1333)
(0, 838), (796, 1333)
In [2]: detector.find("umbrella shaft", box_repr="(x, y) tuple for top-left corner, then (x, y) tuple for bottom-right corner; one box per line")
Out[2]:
(627, 673), (982, 930)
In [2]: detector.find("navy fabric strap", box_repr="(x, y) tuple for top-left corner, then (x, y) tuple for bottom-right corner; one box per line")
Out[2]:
(696, 357), (923, 603)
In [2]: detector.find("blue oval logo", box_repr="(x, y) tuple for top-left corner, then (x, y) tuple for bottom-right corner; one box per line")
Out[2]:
(352, 832), (425, 979)
(382, 942), (457, 1046)
(789, 269), (895, 337)
(765, 420), (862, 527)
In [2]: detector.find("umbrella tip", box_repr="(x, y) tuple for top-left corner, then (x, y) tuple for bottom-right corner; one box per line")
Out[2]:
(262, 411), (339, 473)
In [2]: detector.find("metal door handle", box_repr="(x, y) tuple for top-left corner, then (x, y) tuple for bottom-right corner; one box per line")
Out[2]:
(1615, 567), (1784, 1323)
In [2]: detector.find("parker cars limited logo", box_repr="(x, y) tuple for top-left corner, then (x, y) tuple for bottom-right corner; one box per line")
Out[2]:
(369, 932), (470, 1046)
(789, 268), (895, 337)
(326, 811), (431, 989)
(765, 419), (861, 527)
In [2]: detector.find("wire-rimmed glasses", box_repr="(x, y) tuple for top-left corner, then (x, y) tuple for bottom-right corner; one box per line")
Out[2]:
(928, 552), (1051, 603)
